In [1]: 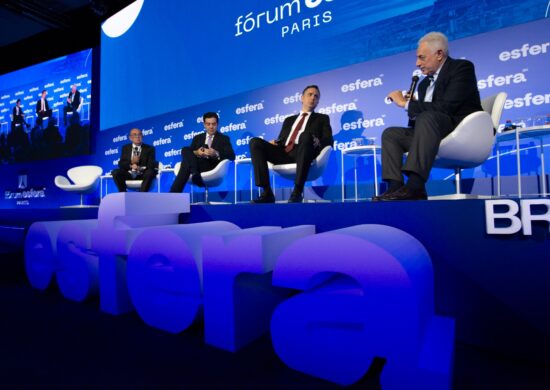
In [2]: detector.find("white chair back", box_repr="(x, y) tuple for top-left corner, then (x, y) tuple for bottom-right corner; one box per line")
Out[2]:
(435, 92), (507, 169)
(481, 92), (507, 130)
(201, 159), (232, 187)
(272, 146), (333, 182)
(67, 165), (103, 185)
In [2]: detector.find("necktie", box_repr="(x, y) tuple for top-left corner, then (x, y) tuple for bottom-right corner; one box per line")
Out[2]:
(207, 134), (213, 148)
(285, 113), (308, 153)
(424, 75), (435, 102)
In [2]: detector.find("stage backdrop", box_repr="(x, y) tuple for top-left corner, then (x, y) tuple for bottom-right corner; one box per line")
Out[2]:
(0, 0), (548, 208)
(98, 16), (550, 201)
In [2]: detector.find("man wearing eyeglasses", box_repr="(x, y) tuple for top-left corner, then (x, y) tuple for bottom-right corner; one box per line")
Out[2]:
(111, 128), (157, 192)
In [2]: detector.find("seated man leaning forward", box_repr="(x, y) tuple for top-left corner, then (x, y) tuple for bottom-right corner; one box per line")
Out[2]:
(249, 85), (333, 203)
(111, 128), (157, 192)
(170, 112), (235, 193)
(375, 31), (482, 201)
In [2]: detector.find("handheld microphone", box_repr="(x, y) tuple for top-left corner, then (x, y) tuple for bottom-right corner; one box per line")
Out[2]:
(406, 75), (420, 100)
(387, 75), (420, 102)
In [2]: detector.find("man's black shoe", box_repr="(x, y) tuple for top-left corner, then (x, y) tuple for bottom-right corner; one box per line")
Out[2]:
(252, 190), (275, 203)
(288, 190), (303, 203)
(191, 173), (204, 187)
(372, 187), (400, 201)
(380, 186), (427, 201)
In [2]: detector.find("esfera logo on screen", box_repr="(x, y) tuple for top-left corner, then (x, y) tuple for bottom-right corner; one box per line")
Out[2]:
(498, 42), (549, 61)
(477, 71), (528, 90)
(235, 0), (334, 39)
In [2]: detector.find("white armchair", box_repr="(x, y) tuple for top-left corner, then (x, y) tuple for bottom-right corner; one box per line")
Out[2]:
(54, 165), (103, 207)
(431, 92), (507, 199)
(174, 159), (232, 203)
(271, 146), (333, 201)
(126, 162), (164, 192)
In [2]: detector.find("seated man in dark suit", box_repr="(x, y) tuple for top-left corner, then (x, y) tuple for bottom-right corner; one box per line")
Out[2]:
(112, 128), (157, 192)
(170, 112), (235, 193)
(63, 85), (81, 126)
(376, 31), (482, 201)
(12, 99), (30, 129)
(249, 85), (333, 203)
(35, 90), (53, 128)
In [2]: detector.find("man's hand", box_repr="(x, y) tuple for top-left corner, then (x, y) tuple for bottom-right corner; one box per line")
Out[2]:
(387, 90), (407, 108)
(312, 136), (321, 149)
(204, 148), (217, 158)
(131, 163), (139, 171)
(269, 139), (279, 145)
(194, 147), (208, 158)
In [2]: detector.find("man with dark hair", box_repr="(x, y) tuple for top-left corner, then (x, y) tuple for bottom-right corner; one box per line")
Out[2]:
(112, 128), (157, 192)
(170, 112), (235, 193)
(63, 85), (81, 126)
(376, 31), (482, 201)
(35, 90), (52, 128)
(249, 85), (333, 203)
(12, 99), (30, 129)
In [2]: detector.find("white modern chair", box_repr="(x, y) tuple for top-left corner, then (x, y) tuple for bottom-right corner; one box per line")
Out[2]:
(125, 162), (164, 192)
(174, 159), (232, 203)
(270, 145), (333, 201)
(54, 165), (103, 207)
(431, 92), (507, 199)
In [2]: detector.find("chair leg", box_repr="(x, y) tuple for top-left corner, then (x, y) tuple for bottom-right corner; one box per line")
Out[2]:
(205, 186), (209, 203)
(80, 193), (84, 206)
(455, 168), (462, 195)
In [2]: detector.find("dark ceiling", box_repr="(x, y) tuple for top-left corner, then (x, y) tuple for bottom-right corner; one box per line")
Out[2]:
(0, 0), (134, 75)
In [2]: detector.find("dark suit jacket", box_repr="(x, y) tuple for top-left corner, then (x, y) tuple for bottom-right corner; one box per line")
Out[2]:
(67, 91), (81, 110)
(277, 112), (333, 150)
(118, 143), (157, 172)
(35, 98), (51, 114)
(408, 57), (482, 129)
(12, 106), (24, 123)
(189, 131), (236, 161)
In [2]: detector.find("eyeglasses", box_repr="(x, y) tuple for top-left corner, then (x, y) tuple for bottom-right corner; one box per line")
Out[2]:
(130, 134), (143, 138)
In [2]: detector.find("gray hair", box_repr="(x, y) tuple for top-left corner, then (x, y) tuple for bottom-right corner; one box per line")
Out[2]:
(418, 32), (449, 56)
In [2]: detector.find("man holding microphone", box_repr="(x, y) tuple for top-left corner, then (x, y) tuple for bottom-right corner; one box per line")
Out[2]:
(376, 32), (482, 201)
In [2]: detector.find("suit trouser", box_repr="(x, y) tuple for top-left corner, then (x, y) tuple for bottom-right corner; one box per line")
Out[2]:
(111, 168), (156, 192)
(381, 111), (454, 182)
(37, 110), (52, 128)
(170, 147), (218, 193)
(63, 106), (79, 125)
(250, 132), (317, 189)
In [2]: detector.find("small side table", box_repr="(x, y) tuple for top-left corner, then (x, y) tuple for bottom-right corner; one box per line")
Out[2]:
(341, 145), (382, 202)
(495, 125), (550, 197)
(234, 158), (258, 203)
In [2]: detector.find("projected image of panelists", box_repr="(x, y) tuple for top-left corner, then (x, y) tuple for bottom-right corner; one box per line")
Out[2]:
(0, 49), (93, 162)
(63, 84), (91, 157)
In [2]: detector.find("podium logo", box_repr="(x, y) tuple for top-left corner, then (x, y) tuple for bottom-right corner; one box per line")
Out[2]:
(485, 199), (550, 235)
